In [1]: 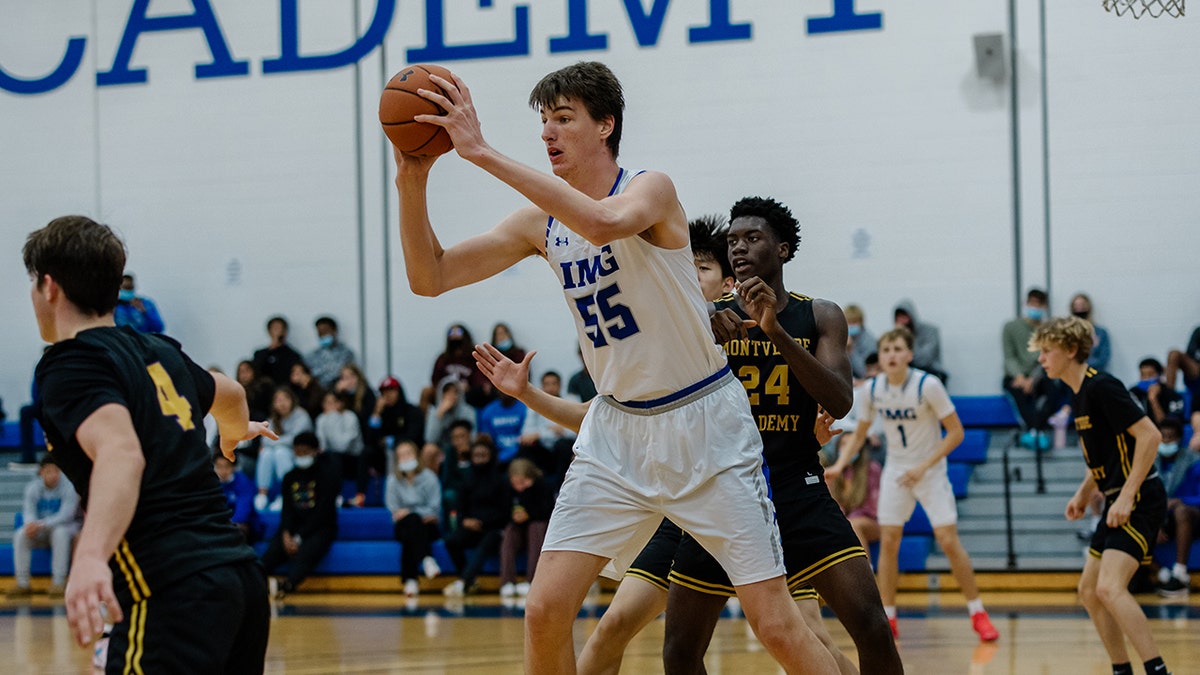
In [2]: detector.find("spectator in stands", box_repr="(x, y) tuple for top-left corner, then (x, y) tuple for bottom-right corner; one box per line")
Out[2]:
(1164, 323), (1200, 405)
(893, 299), (946, 382)
(439, 419), (475, 531)
(478, 391), (528, 465)
(260, 432), (339, 598)
(253, 316), (305, 386)
(333, 364), (376, 439)
(566, 346), (597, 403)
(1158, 421), (1199, 598)
(431, 324), (493, 409)
(518, 370), (577, 490)
(1069, 293), (1111, 371)
(6, 454), (80, 599)
(237, 359), (274, 420)
(306, 316), (356, 389)
(491, 322), (526, 368)
(825, 444), (882, 553)
(386, 439), (443, 597)
(1002, 288), (1056, 448)
(1130, 358), (1187, 425)
(442, 437), (509, 597)
(255, 386), (313, 511)
(498, 458), (554, 599)
(215, 452), (261, 544)
(113, 273), (165, 333)
(425, 376), (477, 455)
(844, 304), (876, 381)
(368, 376), (425, 472)
(289, 362), (327, 421)
(315, 391), (364, 502)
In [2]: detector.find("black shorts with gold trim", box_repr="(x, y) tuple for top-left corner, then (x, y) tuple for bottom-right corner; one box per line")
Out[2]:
(669, 471), (864, 601)
(625, 519), (683, 591)
(1088, 476), (1167, 565)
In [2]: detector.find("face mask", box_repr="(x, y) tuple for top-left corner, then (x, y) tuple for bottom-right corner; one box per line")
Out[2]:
(1158, 442), (1179, 458)
(1024, 306), (1045, 322)
(496, 339), (513, 351)
(1135, 378), (1159, 392)
(399, 458), (419, 473)
(1071, 310), (1089, 320)
(294, 455), (315, 469)
(318, 335), (334, 348)
(118, 289), (135, 302)
(847, 324), (862, 338)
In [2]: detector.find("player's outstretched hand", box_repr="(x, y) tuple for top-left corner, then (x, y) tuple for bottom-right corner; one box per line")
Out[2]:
(711, 309), (756, 343)
(415, 72), (487, 161)
(392, 144), (439, 175)
(814, 407), (843, 446)
(220, 421), (279, 462)
(474, 343), (533, 399)
(736, 277), (778, 332)
(65, 556), (122, 648)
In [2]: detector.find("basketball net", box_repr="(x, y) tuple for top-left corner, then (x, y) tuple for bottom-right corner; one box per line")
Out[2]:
(1103, 0), (1184, 18)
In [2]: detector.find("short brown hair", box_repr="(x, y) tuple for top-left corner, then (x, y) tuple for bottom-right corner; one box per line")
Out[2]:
(529, 61), (624, 158)
(877, 327), (914, 351)
(1029, 317), (1093, 363)
(23, 215), (126, 316)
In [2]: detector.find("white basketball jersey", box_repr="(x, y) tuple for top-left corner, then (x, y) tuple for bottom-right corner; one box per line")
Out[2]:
(544, 168), (726, 402)
(862, 368), (956, 466)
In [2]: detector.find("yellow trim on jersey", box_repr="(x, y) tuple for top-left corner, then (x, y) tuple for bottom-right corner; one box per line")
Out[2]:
(1116, 434), (1132, 478)
(1121, 523), (1149, 556)
(787, 292), (813, 301)
(667, 571), (736, 597)
(1086, 368), (1097, 378)
(1087, 547), (1102, 559)
(624, 568), (669, 592)
(787, 547), (868, 584)
(122, 599), (147, 675)
(114, 541), (151, 602)
(790, 586), (819, 602)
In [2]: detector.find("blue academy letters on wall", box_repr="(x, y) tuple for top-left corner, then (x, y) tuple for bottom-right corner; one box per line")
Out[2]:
(0, 0), (884, 96)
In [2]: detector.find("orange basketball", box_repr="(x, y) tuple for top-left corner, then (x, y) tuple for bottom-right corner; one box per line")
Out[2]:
(379, 64), (455, 157)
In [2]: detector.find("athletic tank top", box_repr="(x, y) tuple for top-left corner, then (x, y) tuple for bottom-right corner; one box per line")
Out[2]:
(545, 168), (726, 402)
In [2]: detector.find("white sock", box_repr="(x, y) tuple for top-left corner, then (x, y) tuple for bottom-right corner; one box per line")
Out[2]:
(967, 598), (985, 615)
(884, 605), (897, 619)
(1173, 563), (1189, 579)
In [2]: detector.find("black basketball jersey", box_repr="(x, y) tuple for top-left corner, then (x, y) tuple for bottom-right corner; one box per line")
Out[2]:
(716, 292), (821, 485)
(1072, 368), (1153, 497)
(36, 326), (256, 604)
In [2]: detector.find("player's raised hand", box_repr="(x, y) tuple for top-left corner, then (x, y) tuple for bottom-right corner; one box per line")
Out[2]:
(392, 144), (439, 175)
(736, 277), (779, 332)
(710, 308), (756, 343)
(220, 421), (278, 462)
(474, 343), (534, 399)
(65, 556), (122, 648)
(814, 407), (843, 446)
(416, 72), (487, 161)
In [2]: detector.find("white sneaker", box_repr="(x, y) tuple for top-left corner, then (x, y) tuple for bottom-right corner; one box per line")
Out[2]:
(515, 582), (531, 597)
(404, 579), (419, 598)
(500, 582), (516, 598)
(254, 493), (268, 511)
(422, 556), (441, 579)
(269, 497), (283, 512)
(443, 579), (464, 598)
(1158, 567), (1174, 585)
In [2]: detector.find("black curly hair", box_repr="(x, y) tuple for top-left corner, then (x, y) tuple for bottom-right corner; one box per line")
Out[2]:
(729, 196), (801, 263)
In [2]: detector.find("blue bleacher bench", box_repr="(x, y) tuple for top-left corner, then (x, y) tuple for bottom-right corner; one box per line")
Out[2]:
(868, 536), (933, 572)
(948, 429), (990, 464)
(952, 396), (1019, 428)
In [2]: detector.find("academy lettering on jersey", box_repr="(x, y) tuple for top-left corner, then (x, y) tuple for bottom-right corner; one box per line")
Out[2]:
(723, 337), (812, 357)
(560, 245), (620, 291)
(756, 414), (805, 433)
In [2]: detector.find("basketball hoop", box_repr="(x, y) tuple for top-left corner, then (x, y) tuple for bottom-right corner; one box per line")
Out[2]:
(1103, 0), (1184, 18)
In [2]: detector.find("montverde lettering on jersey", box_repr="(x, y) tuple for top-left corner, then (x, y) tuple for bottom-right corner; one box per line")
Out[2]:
(1075, 415), (1092, 431)
(1, 0), (886, 95)
(724, 337), (811, 357)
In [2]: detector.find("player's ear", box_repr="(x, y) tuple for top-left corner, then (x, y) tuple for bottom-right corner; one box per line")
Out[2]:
(721, 277), (735, 293)
(598, 115), (614, 140)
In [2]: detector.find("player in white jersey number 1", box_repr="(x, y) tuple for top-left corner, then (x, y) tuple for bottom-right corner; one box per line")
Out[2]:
(393, 61), (837, 674)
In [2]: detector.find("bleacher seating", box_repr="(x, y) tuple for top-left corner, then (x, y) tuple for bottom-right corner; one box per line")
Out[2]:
(952, 396), (1019, 428)
(0, 420), (43, 451)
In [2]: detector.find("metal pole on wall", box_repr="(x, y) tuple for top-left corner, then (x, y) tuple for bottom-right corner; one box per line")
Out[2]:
(1008, 0), (1023, 317)
(380, 41), (394, 377)
(1039, 0), (1052, 305)
(353, 0), (370, 374)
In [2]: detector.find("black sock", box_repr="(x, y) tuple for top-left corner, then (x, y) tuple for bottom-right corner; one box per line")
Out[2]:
(1144, 656), (1167, 674)
(1112, 663), (1133, 675)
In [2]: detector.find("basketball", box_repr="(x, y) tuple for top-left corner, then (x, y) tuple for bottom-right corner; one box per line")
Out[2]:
(379, 64), (455, 157)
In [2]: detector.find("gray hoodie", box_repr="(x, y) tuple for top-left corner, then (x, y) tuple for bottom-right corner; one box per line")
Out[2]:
(893, 299), (943, 375)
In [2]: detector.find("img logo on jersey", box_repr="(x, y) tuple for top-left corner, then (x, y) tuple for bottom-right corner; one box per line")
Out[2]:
(560, 245), (619, 290)
(882, 408), (917, 421)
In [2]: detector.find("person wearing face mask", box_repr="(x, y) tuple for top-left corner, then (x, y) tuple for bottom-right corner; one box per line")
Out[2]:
(844, 304), (876, 381)
(112, 273), (164, 333)
(306, 316), (356, 389)
(1129, 358), (1186, 426)
(430, 324), (494, 409)
(442, 438), (509, 597)
(1070, 293), (1111, 371)
(385, 440), (443, 597)
(1154, 418), (1199, 597)
(214, 453), (262, 544)
(259, 432), (339, 598)
(1002, 288), (1057, 447)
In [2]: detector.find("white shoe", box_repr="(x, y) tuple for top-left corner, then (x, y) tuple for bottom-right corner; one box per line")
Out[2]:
(254, 493), (268, 511)
(515, 582), (531, 597)
(443, 579), (464, 598)
(499, 582), (516, 598)
(404, 579), (419, 597)
(269, 497), (283, 512)
(422, 556), (441, 579)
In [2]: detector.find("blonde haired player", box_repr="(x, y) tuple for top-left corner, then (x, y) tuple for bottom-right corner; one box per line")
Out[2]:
(1031, 317), (1171, 675)
(832, 327), (999, 642)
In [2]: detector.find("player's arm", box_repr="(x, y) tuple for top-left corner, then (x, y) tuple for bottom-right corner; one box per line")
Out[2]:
(66, 403), (145, 645)
(1066, 473), (1099, 521)
(1107, 416), (1162, 527)
(210, 372), (277, 461)
(414, 73), (687, 248)
(473, 343), (589, 433)
(898, 411), (964, 488)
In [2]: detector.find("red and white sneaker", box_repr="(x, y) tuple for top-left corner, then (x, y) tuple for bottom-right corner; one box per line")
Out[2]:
(888, 617), (899, 639)
(971, 610), (999, 642)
